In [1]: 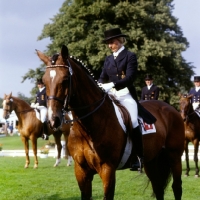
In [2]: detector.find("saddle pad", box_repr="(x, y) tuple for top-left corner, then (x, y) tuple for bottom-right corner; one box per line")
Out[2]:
(112, 102), (126, 132)
(138, 117), (156, 135)
(34, 109), (41, 121)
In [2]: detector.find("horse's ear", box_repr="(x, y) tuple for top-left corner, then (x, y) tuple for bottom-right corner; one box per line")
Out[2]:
(35, 49), (50, 66)
(61, 45), (69, 60)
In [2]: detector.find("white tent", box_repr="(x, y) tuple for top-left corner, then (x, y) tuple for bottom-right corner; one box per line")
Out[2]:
(0, 108), (18, 133)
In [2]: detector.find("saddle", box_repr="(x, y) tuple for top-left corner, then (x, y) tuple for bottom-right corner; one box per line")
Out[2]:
(110, 95), (156, 134)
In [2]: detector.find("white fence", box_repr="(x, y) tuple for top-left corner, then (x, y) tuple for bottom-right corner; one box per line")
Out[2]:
(1, 145), (200, 160)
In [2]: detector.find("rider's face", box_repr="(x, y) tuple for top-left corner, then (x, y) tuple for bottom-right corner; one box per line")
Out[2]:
(194, 81), (200, 87)
(107, 38), (123, 53)
(145, 80), (153, 86)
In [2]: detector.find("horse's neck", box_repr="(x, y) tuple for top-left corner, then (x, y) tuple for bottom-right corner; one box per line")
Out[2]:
(189, 103), (194, 113)
(13, 98), (30, 115)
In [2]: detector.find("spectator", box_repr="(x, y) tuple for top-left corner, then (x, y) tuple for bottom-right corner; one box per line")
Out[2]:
(141, 74), (159, 100)
(188, 76), (200, 110)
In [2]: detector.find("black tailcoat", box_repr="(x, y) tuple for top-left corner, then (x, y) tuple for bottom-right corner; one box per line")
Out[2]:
(99, 49), (156, 124)
(188, 88), (200, 103)
(35, 88), (47, 107)
(141, 84), (159, 100)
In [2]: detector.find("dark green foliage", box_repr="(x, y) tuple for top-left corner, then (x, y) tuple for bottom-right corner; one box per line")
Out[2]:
(23, 0), (194, 107)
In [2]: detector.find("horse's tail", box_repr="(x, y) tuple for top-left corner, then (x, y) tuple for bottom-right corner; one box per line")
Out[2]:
(146, 147), (171, 198)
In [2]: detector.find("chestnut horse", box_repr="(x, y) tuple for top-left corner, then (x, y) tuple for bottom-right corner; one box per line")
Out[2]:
(36, 45), (184, 200)
(2, 93), (72, 168)
(179, 94), (200, 177)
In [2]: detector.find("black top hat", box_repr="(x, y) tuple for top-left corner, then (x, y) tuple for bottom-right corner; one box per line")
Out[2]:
(145, 74), (153, 80)
(194, 76), (200, 82)
(37, 78), (44, 84)
(103, 28), (127, 43)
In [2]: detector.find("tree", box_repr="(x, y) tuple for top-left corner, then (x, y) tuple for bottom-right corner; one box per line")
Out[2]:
(22, 0), (194, 108)
(16, 92), (34, 104)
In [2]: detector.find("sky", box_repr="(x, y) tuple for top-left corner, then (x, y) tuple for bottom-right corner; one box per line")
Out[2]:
(0, 0), (200, 97)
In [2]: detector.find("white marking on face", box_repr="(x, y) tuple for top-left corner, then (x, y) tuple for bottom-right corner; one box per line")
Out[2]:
(50, 70), (56, 82)
(48, 106), (53, 120)
(2, 100), (6, 108)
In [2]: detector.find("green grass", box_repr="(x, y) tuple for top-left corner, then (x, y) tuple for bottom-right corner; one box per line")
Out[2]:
(0, 157), (200, 200)
(0, 136), (200, 199)
(0, 134), (55, 150)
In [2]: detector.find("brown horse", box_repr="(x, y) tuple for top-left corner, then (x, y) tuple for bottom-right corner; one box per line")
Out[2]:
(36, 45), (185, 200)
(179, 94), (200, 177)
(2, 93), (72, 168)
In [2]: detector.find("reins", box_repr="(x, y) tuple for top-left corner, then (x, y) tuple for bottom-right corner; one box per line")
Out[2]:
(63, 93), (107, 124)
(4, 98), (34, 114)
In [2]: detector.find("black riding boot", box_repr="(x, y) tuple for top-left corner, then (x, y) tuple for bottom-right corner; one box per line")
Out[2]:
(130, 126), (144, 171)
(41, 121), (49, 140)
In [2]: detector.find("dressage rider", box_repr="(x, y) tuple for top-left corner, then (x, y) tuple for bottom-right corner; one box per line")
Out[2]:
(98, 27), (156, 171)
(31, 79), (49, 140)
(188, 76), (200, 112)
(141, 74), (159, 100)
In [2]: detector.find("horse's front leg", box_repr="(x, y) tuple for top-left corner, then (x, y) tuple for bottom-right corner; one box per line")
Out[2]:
(21, 136), (30, 168)
(193, 139), (199, 177)
(100, 164), (116, 200)
(53, 132), (62, 167)
(31, 137), (38, 168)
(184, 140), (190, 176)
(74, 161), (93, 200)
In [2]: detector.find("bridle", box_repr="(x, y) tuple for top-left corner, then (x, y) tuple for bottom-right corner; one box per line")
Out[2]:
(3, 98), (34, 115)
(180, 97), (196, 122)
(46, 58), (107, 124)
(3, 98), (13, 116)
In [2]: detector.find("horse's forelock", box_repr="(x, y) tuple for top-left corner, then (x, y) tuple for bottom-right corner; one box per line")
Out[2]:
(51, 53), (60, 65)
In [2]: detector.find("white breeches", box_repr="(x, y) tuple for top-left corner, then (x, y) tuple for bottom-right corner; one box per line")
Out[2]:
(109, 90), (139, 128)
(38, 106), (47, 123)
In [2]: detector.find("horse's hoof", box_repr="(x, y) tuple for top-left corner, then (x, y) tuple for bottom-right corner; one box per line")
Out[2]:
(184, 174), (189, 177)
(194, 175), (199, 178)
(67, 164), (71, 166)
(54, 164), (58, 167)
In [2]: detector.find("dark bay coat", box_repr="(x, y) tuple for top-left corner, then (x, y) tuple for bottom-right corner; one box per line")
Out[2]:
(99, 48), (156, 124)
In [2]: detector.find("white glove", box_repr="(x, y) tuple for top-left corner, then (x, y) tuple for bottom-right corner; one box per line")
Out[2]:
(99, 82), (114, 92)
(30, 103), (39, 108)
(30, 103), (35, 108)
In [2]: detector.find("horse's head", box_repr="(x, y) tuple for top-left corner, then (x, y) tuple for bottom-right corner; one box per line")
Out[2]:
(2, 93), (14, 119)
(179, 94), (193, 120)
(36, 45), (71, 128)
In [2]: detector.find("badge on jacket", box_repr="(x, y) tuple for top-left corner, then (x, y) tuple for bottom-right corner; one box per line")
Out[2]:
(121, 71), (126, 79)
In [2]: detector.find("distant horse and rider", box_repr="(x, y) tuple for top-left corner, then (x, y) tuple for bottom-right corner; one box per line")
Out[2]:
(179, 94), (200, 177)
(36, 45), (185, 200)
(2, 93), (72, 168)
